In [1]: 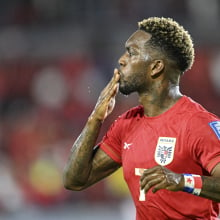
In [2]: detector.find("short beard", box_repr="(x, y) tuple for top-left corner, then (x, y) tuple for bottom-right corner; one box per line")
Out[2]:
(119, 83), (136, 95)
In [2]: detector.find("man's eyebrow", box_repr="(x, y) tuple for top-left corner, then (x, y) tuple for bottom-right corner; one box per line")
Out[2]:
(126, 44), (137, 50)
(126, 46), (140, 54)
(125, 40), (132, 48)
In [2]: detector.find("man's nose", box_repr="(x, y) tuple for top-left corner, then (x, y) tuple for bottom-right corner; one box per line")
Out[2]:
(118, 54), (126, 67)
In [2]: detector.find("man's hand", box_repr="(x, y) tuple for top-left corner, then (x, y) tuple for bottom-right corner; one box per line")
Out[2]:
(90, 68), (120, 122)
(140, 165), (184, 194)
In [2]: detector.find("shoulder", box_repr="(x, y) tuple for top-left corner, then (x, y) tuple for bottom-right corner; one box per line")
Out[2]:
(182, 96), (219, 121)
(183, 96), (209, 113)
(185, 96), (219, 122)
(184, 97), (220, 140)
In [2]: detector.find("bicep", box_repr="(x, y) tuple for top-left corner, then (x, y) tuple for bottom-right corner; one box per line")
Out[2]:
(86, 146), (121, 187)
(211, 163), (220, 177)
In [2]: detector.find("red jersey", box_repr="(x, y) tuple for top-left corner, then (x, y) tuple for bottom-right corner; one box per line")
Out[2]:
(100, 96), (220, 220)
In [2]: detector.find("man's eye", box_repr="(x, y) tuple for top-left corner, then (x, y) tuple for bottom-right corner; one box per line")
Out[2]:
(128, 51), (133, 56)
(126, 47), (136, 57)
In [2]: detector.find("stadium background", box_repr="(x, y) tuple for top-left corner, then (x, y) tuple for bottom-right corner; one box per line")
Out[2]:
(0, 1), (219, 219)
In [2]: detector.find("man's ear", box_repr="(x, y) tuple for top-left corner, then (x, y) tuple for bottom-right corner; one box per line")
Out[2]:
(150, 60), (164, 78)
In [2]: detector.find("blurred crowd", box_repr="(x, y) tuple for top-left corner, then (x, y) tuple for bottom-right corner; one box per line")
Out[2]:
(0, 0), (220, 219)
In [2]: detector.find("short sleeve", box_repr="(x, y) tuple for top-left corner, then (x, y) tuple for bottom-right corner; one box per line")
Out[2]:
(99, 106), (143, 165)
(188, 113), (220, 173)
(99, 117), (124, 164)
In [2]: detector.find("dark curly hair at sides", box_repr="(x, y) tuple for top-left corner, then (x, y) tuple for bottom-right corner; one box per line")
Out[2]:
(138, 17), (194, 73)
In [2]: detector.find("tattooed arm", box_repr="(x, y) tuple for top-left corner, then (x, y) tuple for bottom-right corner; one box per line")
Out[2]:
(63, 69), (121, 191)
(199, 163), (220, 202)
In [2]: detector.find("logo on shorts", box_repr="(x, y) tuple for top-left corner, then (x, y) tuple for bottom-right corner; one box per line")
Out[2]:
(155, 137), (176, 166)
(209, 121), (220, 140)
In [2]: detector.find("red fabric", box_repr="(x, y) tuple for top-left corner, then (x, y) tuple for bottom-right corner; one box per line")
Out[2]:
(193, 175), (203, 189)
(100, 96), (220, 219)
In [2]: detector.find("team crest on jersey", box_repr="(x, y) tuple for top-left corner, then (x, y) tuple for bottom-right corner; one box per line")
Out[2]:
(155, 137), (176, 166)
(209, 121), (220, 140)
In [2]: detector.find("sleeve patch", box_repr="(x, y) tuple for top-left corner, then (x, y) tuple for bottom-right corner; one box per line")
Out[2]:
(209, 121), (220, 140)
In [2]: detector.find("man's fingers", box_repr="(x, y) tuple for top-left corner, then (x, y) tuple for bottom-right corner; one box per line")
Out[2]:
(114, 68), (120, 81)
(107, 69), (120, 93)
(140, 166), (183, 194)
(151, 179), (168, 193)
(112, 83), (119, 97)
(140, 166), (163, 182)
(100, 68), (120, 98)
(141, 175), (165, 193)
(140, 174), (164, 188)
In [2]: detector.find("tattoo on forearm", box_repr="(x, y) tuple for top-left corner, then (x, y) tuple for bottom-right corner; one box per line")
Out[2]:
(71, 133), (84, 152)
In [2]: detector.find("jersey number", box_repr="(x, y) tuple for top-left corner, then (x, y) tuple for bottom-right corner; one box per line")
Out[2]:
(135, 168), (147, 201)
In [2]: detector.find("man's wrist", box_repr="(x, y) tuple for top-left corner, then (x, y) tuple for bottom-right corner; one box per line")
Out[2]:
(182, 174), (203, 196)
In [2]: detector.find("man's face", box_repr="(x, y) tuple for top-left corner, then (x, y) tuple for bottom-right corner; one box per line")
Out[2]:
(118, 30), (152, 95)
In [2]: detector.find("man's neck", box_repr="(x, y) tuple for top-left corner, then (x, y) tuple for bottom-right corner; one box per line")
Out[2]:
(138, 85), (182, 117)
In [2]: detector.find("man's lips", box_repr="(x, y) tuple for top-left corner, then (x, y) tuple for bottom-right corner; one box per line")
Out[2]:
(118, 69), (123, 77)
(118, 70), (123, 83)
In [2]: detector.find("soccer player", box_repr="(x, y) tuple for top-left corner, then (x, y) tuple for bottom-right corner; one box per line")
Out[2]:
(63, 17), (220, 219)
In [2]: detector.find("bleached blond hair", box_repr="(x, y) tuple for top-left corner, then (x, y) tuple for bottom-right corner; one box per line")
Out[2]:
(138, 17), (194, 73)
